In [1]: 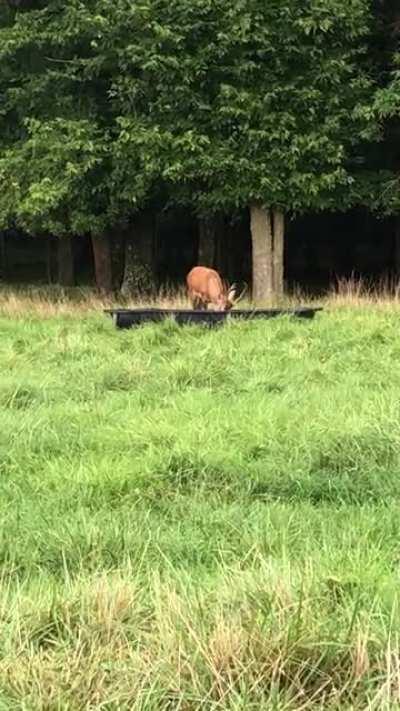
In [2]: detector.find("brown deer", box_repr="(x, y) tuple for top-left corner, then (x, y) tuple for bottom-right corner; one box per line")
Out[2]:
(186, 266), (243, 311)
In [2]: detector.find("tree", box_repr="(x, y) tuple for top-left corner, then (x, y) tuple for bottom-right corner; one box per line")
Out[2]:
(0, 0), (388, 299)
(0, 0), (158, 292)
(111, 0), (380, 300)
(369, 0), (400, 272)
(0, 116), (113, 288)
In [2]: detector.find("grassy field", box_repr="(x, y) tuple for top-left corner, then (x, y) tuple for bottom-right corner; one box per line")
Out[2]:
(1, 286), (400, 708)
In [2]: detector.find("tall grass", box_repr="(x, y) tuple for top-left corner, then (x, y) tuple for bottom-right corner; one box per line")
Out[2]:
(2, 276), (400, 318)
(1, 284), (400, 706)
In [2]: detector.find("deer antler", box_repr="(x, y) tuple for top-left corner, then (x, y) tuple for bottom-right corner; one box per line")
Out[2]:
(232, 282), (248, 305)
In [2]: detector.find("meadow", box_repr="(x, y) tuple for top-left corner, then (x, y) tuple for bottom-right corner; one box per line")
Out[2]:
(1, 285), (400, 709)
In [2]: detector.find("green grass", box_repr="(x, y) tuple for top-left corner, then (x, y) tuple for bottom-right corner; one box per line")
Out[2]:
(1, 301), (400, 708)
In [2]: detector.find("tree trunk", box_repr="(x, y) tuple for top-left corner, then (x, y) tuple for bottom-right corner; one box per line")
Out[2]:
(198, 216), (217, 267)
(250, 204), (285, 302)
(57, 237), (75, 286)
(121, 213), (155, 297)
(273, 209), (285, 296)
(91, 233), (113, 293)
(250, 204), (274, 302)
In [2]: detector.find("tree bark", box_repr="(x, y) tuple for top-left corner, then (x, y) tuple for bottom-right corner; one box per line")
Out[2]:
(250, 204), (274, 302)
(121, 212), (155, 297)
(273, 209), (285, 296)
(57, 237), (75, 286)
(198, 216), (217, 267)
(91, 233), (113, 293)
(250, 204), (285, 302)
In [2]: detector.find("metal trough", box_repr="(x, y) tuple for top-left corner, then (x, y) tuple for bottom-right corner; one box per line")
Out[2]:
(105, 307), (323, 329)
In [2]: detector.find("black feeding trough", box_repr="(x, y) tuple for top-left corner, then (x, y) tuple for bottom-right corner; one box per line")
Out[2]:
(105, 306), (323, 329)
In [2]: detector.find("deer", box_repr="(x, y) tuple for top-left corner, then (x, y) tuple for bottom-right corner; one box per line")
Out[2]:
(186, 266), (245, 311)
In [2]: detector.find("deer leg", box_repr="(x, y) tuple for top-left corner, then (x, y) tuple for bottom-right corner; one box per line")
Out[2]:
(191, 295), (202, 310)
(188, 289), (198, 309)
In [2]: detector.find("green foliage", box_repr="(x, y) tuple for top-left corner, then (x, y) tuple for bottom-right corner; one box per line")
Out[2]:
(0, 0), (156, 235)
(0, 118), (111, 234)
(367, 1), (400, 214)
(375, 67), (400, 119)
(110, 0), (380, 212)
(0, 0), (394, 232)
(372, 61), (400, 213)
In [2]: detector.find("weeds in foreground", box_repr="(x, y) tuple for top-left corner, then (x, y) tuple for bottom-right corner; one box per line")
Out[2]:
(1, 563), (399, 709)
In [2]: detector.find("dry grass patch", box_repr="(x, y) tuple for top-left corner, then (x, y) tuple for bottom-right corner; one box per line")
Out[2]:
(2, 277), (400, 319)
(0, 569), (397, 708)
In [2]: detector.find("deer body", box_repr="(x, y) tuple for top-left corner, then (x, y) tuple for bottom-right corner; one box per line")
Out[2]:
(186, 266), (237, 311)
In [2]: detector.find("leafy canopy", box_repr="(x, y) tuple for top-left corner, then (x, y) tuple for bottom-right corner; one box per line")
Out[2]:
(0, 0), (389, 232)
(110, 0), (380, 212)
